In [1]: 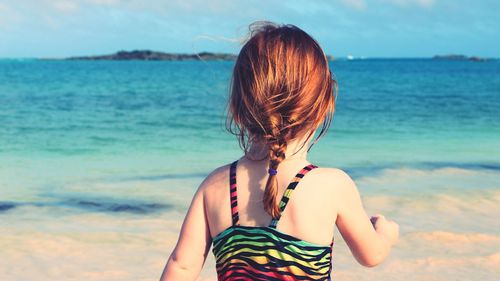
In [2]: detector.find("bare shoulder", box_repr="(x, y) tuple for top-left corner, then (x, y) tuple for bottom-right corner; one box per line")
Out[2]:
(309, 167), (358, 195)
(197, 163), (233, 237)
(314, 167), (353, 180)
(198, 163), (231, 201)
(198, 164), (229, 190)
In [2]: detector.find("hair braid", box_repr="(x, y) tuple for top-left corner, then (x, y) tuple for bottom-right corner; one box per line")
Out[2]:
(263, 125), (290, 219)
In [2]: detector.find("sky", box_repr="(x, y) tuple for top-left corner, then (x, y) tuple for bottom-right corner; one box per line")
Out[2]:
(0, 0), (498, 58)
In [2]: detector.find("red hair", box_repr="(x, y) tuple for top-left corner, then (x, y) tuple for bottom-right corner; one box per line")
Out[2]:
(227, 21), (337, 219)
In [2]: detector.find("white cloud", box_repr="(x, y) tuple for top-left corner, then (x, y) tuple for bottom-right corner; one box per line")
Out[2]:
(51, 0), (80, 13)
(340, 0), (435, 10)
(340, 0), (367, 10)
(0, 3), (10, 27)
(86, 0), (121, 5)
(381, 0), (436, 8)
(0, 3), (10, 16)
(193, 34), (241, 44)
(416, 0), (435, 8)
(0, 2), (22, 29)
(43, 15), (60, 29)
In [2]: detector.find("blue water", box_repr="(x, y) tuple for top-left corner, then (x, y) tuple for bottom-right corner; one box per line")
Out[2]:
(0, 59), (499, 211)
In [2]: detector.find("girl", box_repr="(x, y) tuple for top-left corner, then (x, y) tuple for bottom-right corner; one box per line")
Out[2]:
(160, 21), (399, 281)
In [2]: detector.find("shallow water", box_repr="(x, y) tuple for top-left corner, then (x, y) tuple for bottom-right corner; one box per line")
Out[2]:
(0, 59), (499, 280)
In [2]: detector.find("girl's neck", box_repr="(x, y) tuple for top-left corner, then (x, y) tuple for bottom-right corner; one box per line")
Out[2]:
(245, 134), (313, 162)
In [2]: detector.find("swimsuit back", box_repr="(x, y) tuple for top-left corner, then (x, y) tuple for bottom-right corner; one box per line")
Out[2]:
(212, 160), (333, 281)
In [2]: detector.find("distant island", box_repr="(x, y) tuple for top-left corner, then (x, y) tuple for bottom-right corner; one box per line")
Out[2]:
(433, 54), (488, 62)
(38, 51), (492, 62)
(53, 50), (338, 61)
(65, 50), (238, 61)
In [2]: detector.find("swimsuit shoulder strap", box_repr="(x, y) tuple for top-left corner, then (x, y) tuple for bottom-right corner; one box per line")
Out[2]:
(269, 164), (318, 228)
(229, 160), (239, 226)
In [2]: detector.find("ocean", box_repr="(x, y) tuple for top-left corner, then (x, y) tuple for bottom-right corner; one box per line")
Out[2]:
(0, 59), (499, 280)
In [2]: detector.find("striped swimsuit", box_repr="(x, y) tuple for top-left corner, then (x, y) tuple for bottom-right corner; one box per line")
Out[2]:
(212, 160), (333, 281)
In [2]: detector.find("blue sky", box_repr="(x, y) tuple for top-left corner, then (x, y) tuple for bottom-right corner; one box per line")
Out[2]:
(0, 0), (498, 58)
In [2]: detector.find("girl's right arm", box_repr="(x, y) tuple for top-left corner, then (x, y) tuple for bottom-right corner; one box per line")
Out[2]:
(334, 169), (399, 267)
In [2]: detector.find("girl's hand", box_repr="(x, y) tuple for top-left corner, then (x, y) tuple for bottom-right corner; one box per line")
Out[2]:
(370, 214), (399, 246)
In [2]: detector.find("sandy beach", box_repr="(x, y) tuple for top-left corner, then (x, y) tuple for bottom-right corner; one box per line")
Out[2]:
(1, 165), (499, 281)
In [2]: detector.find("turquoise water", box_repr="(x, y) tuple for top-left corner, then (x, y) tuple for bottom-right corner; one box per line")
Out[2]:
(1, 59), (499, 201)
(0, 59), (499, 280)
(1, 58), (499, 209)
(1, 60), (499, 171)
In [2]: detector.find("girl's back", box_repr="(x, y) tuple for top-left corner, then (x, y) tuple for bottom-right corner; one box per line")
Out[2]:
(204, 157), (340, 247)
(206, 158), (336, 280)
(160, 22), (399, 281)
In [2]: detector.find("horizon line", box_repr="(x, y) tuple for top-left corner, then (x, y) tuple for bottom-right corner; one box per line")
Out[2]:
(0, 50), (497, 60)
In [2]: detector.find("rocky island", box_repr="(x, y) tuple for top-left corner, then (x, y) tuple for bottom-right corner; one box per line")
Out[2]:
(66, 50), (238, 61)
(433, 54), (488, 62)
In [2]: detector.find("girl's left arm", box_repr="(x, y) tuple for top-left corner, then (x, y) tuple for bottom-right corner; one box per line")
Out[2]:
(159, 182), (212, 281)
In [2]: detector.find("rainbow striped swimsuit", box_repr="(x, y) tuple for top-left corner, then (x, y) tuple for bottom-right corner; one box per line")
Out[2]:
(212, 160), (333, 280)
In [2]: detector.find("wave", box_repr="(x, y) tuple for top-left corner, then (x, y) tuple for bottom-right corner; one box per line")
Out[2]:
(0, 197), (173, 215)
(107, 172), (207, 182)
(344, 161), (500, 179)
(88, 161), (500, 185)
(61, 198), (172, 214)
(409, 231), (500, 244)
(0, 202), (17, 212)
